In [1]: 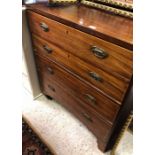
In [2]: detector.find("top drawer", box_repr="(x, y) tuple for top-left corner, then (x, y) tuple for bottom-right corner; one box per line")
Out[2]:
(27, 11), (133, 82)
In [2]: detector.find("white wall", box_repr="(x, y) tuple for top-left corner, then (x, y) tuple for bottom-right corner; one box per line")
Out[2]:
(22, 7), (41, 99)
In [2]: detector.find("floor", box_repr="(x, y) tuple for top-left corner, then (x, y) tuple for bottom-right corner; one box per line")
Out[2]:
(22, 5), (133, 154)
(22, 88), (133, 155)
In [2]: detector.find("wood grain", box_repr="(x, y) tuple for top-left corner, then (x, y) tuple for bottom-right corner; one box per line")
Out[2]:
(26, 3), (133, 152)
(38, 69), (112, 151)
(26, 3), (133, 50)
(35, 54), (120, 124)
(32, 34), (130, 103)
(27, 11), (132, 81)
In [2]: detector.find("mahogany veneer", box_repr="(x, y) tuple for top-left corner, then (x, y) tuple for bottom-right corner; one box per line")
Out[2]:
(26, 3), (133, 152)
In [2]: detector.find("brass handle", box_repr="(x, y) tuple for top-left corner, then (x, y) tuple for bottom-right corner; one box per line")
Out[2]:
(48, 85), (55, 92)
(91, 46), (108, 59)
(84, 94), (97, 106)
(82, 113), (93, 122)
(47, 67), (54, 74)
(43, 45), (52, 54)
(40, 22), (49, 32)
(89, 72), (103, 82)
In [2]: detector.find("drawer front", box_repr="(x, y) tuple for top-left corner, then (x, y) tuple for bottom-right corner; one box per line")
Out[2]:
(32, 35), (129, 103)
(35, 54), (120, 124)
(27, 10), (132, 82)
(38, 70), (112, 146)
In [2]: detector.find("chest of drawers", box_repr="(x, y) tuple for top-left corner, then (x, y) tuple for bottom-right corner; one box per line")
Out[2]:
(26, 3), (133, 152)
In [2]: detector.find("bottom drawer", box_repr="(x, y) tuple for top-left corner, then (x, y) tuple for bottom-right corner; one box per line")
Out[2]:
(39, 72), (112, 151)
(35, 54), (120, 124)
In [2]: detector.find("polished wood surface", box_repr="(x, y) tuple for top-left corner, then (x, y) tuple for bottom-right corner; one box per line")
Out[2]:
(38, 67), (112, 151)
(26, 3), (133, 152)
(31, 34), (129, 103)
(26, 3), (133, 50)
(28, 11), (132, 82)
(35, 54), (120, 124)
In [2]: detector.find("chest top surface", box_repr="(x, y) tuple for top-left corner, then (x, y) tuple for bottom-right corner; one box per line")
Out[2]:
(26, 3), (133, 50)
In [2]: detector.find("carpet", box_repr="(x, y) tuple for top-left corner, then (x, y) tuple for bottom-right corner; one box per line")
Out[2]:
(22, 119), (54, 155)
(22, 94), (133, 155)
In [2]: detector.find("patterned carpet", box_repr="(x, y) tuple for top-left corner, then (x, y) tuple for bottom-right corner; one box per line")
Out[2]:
(22, 120), (54, 155)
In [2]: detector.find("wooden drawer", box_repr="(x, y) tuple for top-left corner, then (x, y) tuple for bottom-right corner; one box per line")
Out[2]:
(38, 70), (112, 150)
(26, 4), (133, 153)
(35, 54), (120, 124)
(27, 10), (132, 82)
(32, 34), (129, 103)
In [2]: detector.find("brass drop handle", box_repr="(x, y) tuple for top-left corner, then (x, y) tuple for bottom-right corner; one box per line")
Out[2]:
(43, 45), (52, 54)
(89, 72), (103, 82)
(91, 46), (108, 59)
(47, 67), (54, 74)
(84, 94), (97, 106)
(48, 85), (55, 92)
(82, 113), (93, 122)
(40, 22), (49, 32)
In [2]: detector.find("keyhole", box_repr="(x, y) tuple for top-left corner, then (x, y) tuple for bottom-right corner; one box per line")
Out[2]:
(66, 30), (69, 34)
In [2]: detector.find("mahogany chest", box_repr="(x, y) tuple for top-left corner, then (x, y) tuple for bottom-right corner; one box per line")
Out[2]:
(26, 3), (133, 152)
